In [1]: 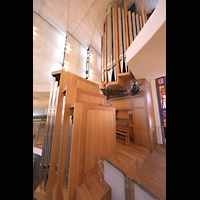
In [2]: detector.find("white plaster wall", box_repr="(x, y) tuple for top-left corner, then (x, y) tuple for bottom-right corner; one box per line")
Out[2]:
(88, 46), (101, 86)
(33, 12), (66, 87)
(63, 32), (87, 79)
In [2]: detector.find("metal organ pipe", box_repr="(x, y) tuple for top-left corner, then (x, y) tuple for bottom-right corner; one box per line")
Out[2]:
(101, 1), (149, 84)
(103, 28), (107, 83)
(112, 7), (116, 82)
(106, 10), (112, 83)
(39, 77), (59, 190)
(118, 7), (123, 74)
(132, 12), (137, 40)
(139, 15), (143, 30)
(128, 10), (133, 44)
(121, 9), (126, 54)
(102, 32), (105, 82)
(136, 14), (140, 35)
(101, 37), (104, 82)
(121, 9), (128, 73)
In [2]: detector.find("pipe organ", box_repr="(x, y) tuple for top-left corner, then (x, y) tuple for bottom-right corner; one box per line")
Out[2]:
(34, 70), (116, 200)
(106, 8), (112, 83)
(101, 0), (149, 89)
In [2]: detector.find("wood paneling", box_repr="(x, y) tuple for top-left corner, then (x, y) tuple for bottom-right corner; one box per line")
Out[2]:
(134, 129), (149, 149)
(109, 97), (132, 110)
(75, 78), (99, 93)
(133, 97), (144, 107)
(53, 70), (99, 94)
(85, 110), (116, 173)
(46, 70), (110, 200)
(68, 103), (116, 200)
(85, 109), (116, 174)
(145, 80), (157, 151)
(116, 110), (128, 119)
(108, 78), (157, 152)
(133, 108), (147, 131)
(46, 70), (116, 200)
(76, 88), (107, 105)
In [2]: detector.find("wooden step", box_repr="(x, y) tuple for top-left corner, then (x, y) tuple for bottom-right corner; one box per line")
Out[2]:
(106, 139), (151, 181)
(108, 151), (138, 180)
(116, 139), (150, 171)
(76, 174), (111, 200)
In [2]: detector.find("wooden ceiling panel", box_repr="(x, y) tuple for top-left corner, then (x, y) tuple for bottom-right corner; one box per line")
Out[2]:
(33, 0), (160, 54)
(90, 28), (101, 54)
(33, 0), (42, 13)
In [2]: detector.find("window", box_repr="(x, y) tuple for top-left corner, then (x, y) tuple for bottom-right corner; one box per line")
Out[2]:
(86, 48), (90, 79)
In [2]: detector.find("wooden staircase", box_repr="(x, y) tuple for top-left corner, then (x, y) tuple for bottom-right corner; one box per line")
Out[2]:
(108, 139), (150, 180)
(76, 174), (111, 200)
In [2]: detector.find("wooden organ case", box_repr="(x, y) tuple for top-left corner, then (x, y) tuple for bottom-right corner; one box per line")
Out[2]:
(34, 69), (116, 200)
(100, 0), (157, 152)
(109, 78), (157, 152)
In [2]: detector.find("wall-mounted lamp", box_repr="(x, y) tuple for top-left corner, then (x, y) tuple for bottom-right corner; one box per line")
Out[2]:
(65, 43), (71, 53)
(89, 53), (93, 62)
(33, 27), (36, 38)
(64, 61), (69, 71)
(88, 69), (93, 80)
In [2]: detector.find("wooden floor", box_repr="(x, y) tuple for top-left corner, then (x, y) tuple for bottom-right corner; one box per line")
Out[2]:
(133, 144), (166, 200)
(109, 138), (166, 200)
(75, 138), (151, 200)
(108, 138), (150, 179)
(34, 138), (165, 200)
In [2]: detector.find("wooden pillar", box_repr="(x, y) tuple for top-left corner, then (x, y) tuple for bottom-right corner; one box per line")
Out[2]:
(114, 0), (120, 78)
